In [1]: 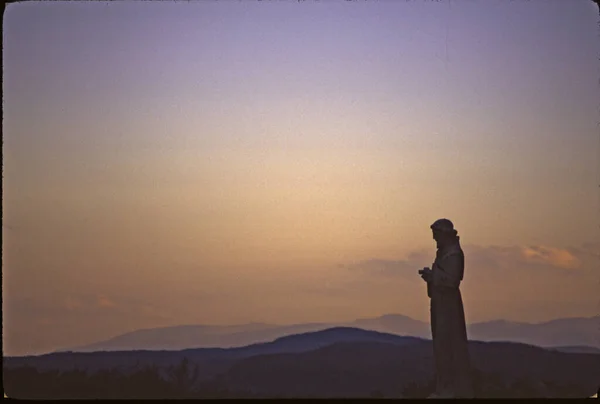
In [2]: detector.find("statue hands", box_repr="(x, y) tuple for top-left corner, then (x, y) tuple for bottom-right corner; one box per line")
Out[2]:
(419, 267), (433, 282)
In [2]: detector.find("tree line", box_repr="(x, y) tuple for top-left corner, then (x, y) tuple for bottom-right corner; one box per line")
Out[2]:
(3, 357), (590, 399)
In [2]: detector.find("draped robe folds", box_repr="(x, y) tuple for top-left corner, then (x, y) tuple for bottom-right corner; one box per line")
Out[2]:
(427, 237), (474, 398)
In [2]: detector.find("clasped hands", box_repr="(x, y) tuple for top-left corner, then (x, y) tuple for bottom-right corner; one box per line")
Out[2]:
(418, 266), (433, 282)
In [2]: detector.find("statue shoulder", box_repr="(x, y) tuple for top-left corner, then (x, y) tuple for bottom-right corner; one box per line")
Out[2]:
(440, 244), (463, 261)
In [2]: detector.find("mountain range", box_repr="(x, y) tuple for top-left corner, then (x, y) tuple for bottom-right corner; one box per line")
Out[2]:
(60, 314), (600, 353)
(6, 327), (425, 378)
(5, 327), (600, 399)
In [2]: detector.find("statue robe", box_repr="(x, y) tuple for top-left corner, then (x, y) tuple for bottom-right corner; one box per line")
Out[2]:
(427, 238), (474, 398)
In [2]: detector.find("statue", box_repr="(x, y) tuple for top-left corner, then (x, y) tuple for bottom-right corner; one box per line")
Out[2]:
(419, 218), (475, 398)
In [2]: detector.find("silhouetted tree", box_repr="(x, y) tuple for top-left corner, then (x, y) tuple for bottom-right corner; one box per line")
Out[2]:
(166, 357), (200, 398)
(401, 378), (436, 398)
(4, 357), (595, 399)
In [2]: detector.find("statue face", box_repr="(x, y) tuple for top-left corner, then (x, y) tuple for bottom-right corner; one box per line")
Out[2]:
(432, 229), (449, 247)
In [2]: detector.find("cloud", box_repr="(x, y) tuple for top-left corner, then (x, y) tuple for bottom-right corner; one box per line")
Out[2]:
(333, 241), (597, 323)
(96, 294), (117, 309)
(351, 243), (587, 278)
(62, 294), (118, 311)
(520, 246), (581, 270)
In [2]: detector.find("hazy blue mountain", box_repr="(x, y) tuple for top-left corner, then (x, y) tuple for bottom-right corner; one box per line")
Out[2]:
(56, 314), (429, 353)
(550, 346), (600, 354)
(237, 326), (424, 355)
(5, 327), (600, 398)
(59, 314), (600, 353)
(6, 327), (422, 379)
(59, 322), (281, 352)
(344, 314), (431, 338)
(466, 316), (600, 349)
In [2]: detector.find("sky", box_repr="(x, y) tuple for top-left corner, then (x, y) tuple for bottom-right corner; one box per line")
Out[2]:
(2, 0), (599, 356)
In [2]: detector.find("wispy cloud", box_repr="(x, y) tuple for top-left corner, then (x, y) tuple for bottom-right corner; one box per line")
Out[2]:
(349, 243), (590, 279)
(520, 246), (581, 270)
(96, 294), (117, 309)
(335, 242), (597, 323)
(62, 294), (118, 311)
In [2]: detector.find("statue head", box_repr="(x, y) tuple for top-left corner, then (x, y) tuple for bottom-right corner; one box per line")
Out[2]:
(430, 218), (459, 248)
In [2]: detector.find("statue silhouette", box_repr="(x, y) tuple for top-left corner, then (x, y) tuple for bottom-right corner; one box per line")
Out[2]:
(419, 219), (474, 398)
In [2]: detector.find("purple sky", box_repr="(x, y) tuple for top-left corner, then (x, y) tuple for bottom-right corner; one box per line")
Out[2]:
(3, 0), (599, 356)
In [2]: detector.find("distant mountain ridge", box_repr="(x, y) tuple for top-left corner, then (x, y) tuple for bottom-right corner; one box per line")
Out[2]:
(58, 314), (600, 353)
(5, 327), (600, 399)
(5, 327), (425, 379)
(550, 346), (600, 355)
(466, 316), (600, 349)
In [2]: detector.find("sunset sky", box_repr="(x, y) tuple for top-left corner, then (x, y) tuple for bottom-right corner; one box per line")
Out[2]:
(3, 0), (599, 356)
